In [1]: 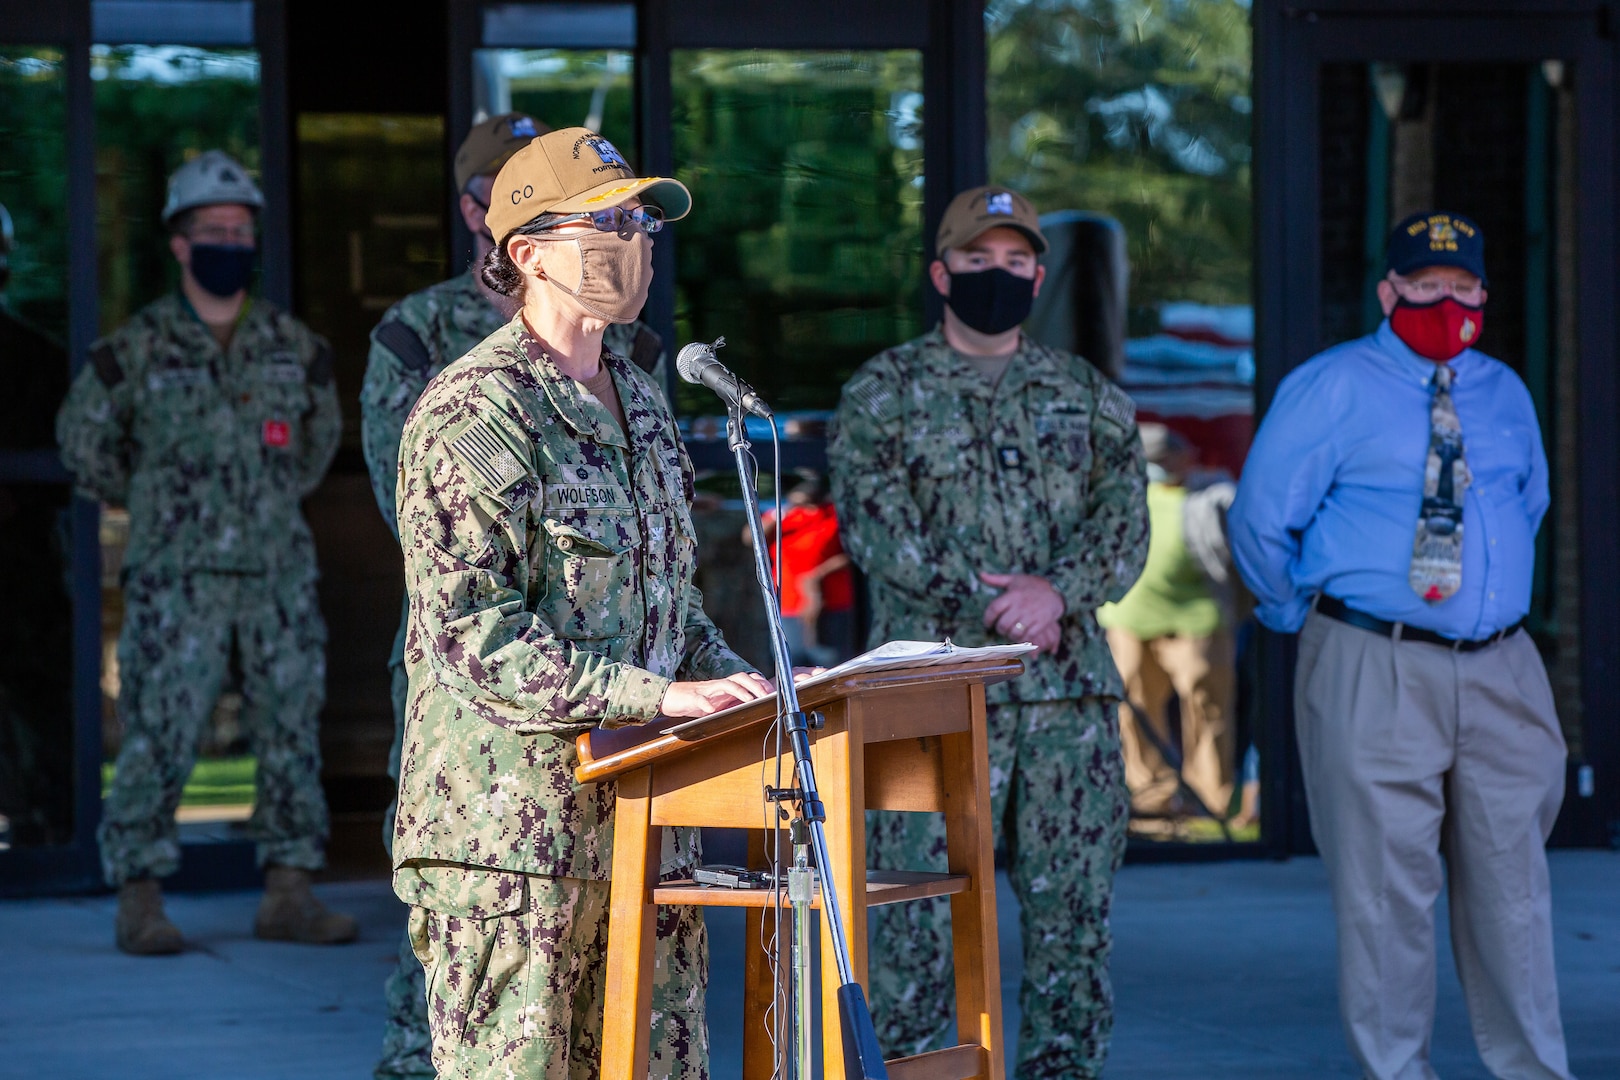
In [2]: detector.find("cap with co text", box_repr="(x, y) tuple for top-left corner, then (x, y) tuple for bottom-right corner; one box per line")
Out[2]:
(485, 127), (692, 243)
(935, 185), (1048, 257)
(454, 113), (549, 194)
(1387, 210), (1488, 287)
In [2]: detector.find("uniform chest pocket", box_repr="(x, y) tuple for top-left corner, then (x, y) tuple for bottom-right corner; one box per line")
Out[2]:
(537, 515), (642, 641)
(141, 367), (216, 455)
(1034, 407), (1093, 470)
(246, 375), (306, 453)
(905, 422), (970, 474)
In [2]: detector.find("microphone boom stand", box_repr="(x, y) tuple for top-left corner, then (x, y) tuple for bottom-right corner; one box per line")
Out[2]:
(726, 405), (888, 1080)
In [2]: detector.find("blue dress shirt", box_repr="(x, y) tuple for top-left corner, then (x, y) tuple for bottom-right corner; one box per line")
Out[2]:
(1230, 320), (1549, 637)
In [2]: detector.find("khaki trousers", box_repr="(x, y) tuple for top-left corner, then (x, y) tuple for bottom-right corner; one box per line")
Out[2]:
(1108, 627), (1236, 817)
(1295, 610), (1571, 1080)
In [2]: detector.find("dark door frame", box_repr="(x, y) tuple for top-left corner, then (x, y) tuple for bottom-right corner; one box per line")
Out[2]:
(0, 4), (102, 895)
(1253, 0), (1619, 852)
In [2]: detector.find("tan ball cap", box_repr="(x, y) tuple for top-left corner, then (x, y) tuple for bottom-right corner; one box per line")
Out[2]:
(485, 127), (692, 243)
(454, 113), (550, 194)
(935, 185), (1048, 256)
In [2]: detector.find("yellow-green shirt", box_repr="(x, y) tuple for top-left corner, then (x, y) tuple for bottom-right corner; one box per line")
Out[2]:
(1098, 482), (1222, 639)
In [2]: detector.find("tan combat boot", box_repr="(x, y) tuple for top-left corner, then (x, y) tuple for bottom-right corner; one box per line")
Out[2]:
(115, 878), (184, 956)
(253, 865), (359, 944)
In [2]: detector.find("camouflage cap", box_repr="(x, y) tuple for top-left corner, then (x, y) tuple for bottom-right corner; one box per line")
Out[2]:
(454, 113), (549, 194)
(486, 127), (692, 243)
(935, 185), (1048, 256)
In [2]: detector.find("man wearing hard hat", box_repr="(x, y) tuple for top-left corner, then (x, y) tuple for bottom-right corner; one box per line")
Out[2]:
(56, 151), (352, 954)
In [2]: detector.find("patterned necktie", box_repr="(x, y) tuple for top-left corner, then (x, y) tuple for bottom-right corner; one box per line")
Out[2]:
(1410, 364), (1471, 603)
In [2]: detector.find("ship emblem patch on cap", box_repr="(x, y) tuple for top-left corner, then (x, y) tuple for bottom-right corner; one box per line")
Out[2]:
(576, 134), (630, 174)
(1428, 218), (1458, 251)
(986, 191), (1014, 215)
(509, 116), (538, 138)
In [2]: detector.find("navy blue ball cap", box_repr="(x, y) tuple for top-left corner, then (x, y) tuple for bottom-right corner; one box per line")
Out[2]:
(1387, 210), (1488, 286)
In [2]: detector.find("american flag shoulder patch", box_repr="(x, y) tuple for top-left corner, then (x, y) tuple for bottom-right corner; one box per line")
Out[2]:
(1097, 382), (1137, 430)
(448, 420), (530, 495)
(846, 374), (895, 419)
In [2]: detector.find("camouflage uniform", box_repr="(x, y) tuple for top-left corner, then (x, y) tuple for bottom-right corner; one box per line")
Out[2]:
(393, 315), (743, 1079)
(360, 270), (667, 1078)
(828, 326), (1148, 1079)
(55, 293), (341, 884)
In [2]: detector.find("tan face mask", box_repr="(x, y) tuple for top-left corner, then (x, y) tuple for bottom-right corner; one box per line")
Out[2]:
(540, 229), (653, 324)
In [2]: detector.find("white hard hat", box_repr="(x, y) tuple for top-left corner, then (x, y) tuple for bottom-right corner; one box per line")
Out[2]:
(161, 150), (264, 225)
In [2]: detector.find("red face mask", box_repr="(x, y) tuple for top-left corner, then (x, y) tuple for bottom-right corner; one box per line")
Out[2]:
(1390, 297), (1484, 362)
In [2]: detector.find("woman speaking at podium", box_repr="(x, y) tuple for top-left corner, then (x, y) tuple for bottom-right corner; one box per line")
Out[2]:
(389, 126), (767, 1080)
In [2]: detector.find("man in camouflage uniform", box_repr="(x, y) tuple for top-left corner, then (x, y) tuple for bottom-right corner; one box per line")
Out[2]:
(363, 114), (673, 1079)
(394, 127), (763, 1079)
(55, 151), (353, 954)
(829, 186), (1148, 1079)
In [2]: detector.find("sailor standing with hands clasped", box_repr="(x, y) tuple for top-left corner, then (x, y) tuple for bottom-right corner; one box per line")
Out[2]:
(57, 151), (350, 955)
(1231, 211), (1572, 1080)
(830, 185), (1148, 1079)
(390, 126), (766, 1079)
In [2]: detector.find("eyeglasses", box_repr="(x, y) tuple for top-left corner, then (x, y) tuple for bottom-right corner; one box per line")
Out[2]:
(527, 204), (665, 240)
(1390, 274), (1485, 305)
(187, 224), (256, 246)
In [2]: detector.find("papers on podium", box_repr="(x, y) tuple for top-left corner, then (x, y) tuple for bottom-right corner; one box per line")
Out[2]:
(658, 639), (1037, 738)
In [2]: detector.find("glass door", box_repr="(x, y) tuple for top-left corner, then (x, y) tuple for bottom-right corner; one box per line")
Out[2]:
(1257, 7), (1618, 851)
(0, 0), (297, 894)
(91, 31), (265, 852)
(453, 0), (963, 674)
(986, 0), (1259, 848)
(0, 43), (79, 861)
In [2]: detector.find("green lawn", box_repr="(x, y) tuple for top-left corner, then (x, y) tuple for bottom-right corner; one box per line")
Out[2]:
(101, 755), (256, 808)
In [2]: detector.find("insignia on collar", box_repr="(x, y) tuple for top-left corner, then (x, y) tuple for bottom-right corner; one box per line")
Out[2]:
(449, 421), (529, 495)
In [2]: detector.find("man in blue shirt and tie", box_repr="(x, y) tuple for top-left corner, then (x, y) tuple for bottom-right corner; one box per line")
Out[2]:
(1231, 211), (1571, 1080)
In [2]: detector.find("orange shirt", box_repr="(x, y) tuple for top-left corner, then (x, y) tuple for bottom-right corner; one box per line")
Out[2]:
(768, 502), (854, 616)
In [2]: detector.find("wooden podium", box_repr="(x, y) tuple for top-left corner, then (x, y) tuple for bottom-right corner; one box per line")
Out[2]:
(574, 656), (1023, 1080)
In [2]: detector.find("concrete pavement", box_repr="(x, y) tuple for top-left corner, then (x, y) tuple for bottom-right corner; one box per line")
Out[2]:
(2, 852), (1614, 1078)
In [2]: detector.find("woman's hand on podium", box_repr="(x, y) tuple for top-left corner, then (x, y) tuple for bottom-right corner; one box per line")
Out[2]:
(791, 666), (827, 683)
(660, 672), (776, 717)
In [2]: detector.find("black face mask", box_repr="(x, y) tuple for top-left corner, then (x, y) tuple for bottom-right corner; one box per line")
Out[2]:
(189, 244), (256, 298)
(947, 267), (1035, 335)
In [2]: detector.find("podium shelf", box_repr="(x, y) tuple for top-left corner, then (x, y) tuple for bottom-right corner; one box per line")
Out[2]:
(885, 1043), (988, 1080)
(653, 869), (970, 910)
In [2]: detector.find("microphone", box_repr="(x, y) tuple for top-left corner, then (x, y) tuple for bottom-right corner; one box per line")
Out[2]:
(676, 337), (773, 419)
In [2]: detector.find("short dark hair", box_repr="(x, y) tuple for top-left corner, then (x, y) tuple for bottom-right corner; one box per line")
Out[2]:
(167, 208), (199, 237)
